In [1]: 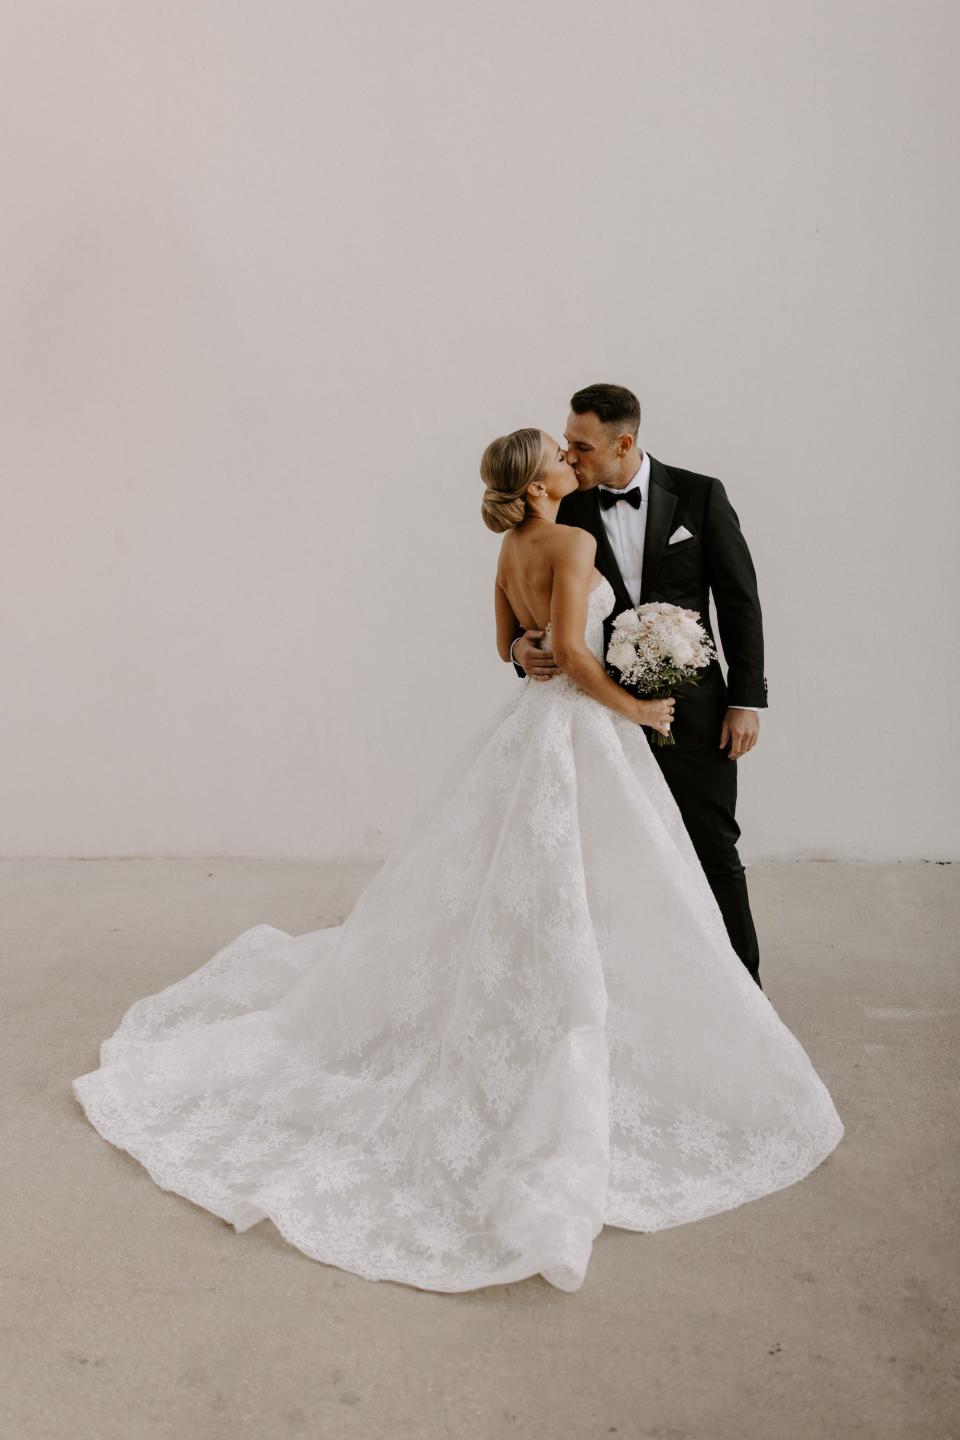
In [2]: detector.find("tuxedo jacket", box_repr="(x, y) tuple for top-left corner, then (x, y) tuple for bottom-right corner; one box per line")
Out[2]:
(519, 454), (768, 750)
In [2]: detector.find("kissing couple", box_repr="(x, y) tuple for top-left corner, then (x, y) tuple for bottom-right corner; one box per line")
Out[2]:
(73, 382), (843, 1294)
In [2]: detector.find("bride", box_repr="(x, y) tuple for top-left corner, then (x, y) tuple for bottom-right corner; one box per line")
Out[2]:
(72, 427), (843, 1294)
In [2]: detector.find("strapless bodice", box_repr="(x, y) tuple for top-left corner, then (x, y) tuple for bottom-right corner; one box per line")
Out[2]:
(543, 575), (617, 663)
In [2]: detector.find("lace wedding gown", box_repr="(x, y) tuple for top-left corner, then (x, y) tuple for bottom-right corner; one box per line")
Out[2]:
(73, 577), (843, 1293)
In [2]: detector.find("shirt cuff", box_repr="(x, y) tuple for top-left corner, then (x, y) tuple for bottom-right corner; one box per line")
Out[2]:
(728, 704), (763, 711)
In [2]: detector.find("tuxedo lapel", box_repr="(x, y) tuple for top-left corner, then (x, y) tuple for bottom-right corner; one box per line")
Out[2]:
(640, 455), (678, 603)
(576, 489), (633, 617)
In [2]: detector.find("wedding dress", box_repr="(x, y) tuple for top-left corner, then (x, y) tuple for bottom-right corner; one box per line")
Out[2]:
(73, 576), (843, 1293)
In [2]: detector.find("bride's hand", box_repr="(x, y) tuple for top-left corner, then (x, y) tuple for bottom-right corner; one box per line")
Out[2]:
(633, 697), (675, 736)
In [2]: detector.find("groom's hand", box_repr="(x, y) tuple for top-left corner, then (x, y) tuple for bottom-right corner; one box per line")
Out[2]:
(513, 630), (560, 681)
(720, 707), (760, 759)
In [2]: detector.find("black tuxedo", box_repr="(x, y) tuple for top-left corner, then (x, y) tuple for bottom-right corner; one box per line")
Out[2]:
(554, 453), (767, 748)
(518, 454), (767, 985)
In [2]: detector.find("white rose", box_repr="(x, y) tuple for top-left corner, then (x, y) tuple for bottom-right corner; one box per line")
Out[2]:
(607, 640), (636, 672)
(613, 609), (641, 636)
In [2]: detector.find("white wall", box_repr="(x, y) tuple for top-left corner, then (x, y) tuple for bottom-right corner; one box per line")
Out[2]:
(2, 0), (957, 862)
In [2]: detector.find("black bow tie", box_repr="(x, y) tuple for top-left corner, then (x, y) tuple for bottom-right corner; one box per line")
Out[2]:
(598, 486), (642, 511)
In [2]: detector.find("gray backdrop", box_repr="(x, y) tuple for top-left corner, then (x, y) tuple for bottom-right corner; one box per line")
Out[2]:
(2, 0), (957, 861)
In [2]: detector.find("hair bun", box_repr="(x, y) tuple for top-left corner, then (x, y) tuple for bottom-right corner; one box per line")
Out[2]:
(479, 427), (545, 534)
(481, 488), (526, 534)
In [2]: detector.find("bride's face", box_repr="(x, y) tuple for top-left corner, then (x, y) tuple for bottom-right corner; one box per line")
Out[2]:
(536, 433), (578, 501)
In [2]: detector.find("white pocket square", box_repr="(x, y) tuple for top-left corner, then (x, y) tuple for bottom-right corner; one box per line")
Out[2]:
(669, 525), (694, 544)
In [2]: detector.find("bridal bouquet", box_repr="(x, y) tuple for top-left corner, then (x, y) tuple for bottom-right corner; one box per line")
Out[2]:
(605, 603), (717, 746)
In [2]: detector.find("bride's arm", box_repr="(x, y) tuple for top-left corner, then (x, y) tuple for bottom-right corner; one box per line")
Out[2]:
(550, 531), (672, 732)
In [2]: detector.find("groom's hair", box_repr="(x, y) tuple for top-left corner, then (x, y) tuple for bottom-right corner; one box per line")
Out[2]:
(569, 383), (641, 436)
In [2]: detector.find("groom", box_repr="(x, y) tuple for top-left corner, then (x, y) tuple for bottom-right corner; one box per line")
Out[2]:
(510, 383), (768, 987)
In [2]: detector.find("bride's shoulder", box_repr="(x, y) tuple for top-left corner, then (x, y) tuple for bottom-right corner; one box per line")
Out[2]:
(550, 524), (596, 560)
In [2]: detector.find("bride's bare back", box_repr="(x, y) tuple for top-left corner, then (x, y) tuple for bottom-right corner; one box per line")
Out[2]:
(496, 524), (603, 632)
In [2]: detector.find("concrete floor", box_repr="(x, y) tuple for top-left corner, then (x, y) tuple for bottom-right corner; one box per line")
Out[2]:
(2, 858), (957, 1440)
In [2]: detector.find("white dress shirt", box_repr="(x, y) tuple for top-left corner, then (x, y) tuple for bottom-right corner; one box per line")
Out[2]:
(597, 452), (761, 712)
(597, 450), (650, 607)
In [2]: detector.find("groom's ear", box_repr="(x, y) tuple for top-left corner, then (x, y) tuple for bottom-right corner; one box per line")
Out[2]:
(616, 433), (636, 458)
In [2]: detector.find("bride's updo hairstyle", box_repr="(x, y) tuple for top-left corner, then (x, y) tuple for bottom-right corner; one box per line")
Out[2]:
(480, 427), (545, 533)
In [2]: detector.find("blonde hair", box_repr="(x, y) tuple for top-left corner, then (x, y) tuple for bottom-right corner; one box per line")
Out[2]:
(480, 427), (545, 533)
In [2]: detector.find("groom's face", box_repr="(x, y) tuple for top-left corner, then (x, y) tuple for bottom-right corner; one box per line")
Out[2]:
(563, 410), (631, 490)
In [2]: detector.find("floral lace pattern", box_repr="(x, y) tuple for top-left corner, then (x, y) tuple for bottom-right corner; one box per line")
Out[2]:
(73, 578), (843, 1293)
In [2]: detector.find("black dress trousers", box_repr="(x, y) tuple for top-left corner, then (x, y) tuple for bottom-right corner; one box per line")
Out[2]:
(650, 743), (762, 988)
